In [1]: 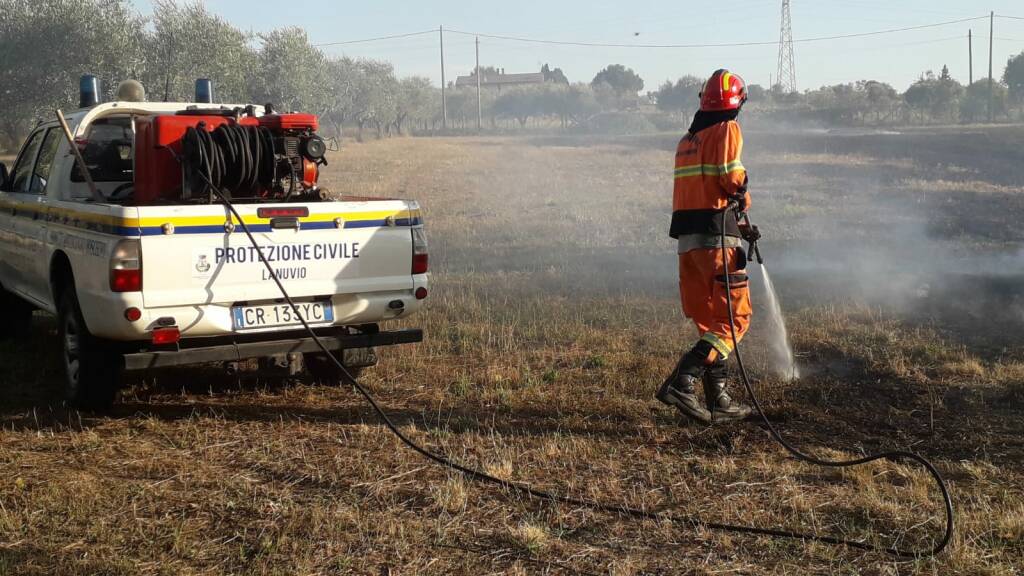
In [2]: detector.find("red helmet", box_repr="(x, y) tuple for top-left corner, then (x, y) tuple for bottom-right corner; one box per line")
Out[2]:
(699, 69), (747, 112)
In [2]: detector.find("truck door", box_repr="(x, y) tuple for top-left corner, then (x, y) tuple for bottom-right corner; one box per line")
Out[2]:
(21, 127), (64, 302)
(0, 128), (46, 301)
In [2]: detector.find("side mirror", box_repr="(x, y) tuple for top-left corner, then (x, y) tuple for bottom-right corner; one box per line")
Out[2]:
(0, 162), (8, 191)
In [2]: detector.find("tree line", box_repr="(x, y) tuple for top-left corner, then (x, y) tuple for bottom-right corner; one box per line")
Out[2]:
(652, 61), (1024, 126)
(0, 0), (443, 150)
(3, 0), (1024, 151)
(0, 0), (663, 149)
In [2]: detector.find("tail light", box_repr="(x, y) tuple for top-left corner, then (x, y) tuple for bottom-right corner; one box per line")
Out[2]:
(110, 239), (142, 292)
(151, 326), (180, 345)
(411, 227), (428, 274)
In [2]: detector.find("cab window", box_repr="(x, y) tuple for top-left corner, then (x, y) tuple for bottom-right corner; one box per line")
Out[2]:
(71, 116), (134, 183)
(28, 128), (63, 194)
(7, 129), (44, 193)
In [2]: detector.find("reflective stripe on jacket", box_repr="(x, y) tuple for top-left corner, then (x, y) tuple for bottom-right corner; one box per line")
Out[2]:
(670, 120), (750, 239)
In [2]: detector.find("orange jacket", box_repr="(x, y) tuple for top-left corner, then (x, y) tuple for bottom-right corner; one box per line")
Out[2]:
(670, 120), (750, 239)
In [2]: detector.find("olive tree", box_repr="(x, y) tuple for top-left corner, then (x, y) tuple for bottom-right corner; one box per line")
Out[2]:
(655, 75), (704, 115)
(1003, 51), (1024, 119)
(321, 56), (360, 137)
(0, 0), (145, 148)
(349, 60), (397, 140)
(591, 64), (644, 108)
(392, 76), (436, 134)
(251, 27), (329, 114)
(143, 0), (254, 103)
(904, 69), (963, 123)
(960, 79), (1009, 123)
(493, 86), (539, 127)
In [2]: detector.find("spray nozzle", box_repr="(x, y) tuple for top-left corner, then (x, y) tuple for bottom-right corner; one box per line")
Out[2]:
(738, 212), (764, 265)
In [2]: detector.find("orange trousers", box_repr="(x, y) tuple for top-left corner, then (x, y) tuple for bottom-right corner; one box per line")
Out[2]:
(678, 247), (752, 361)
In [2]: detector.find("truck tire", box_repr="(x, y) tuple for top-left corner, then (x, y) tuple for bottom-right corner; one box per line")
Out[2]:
(58, 288), (120, 411)
(0, 284), (33, 340)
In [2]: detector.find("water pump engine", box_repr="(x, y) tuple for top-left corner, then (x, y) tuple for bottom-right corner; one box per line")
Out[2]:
(134, 109), (327, 205)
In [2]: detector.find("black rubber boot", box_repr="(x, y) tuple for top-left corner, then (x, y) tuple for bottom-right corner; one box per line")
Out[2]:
(703, 360), (752, 423)
(656, 352), (712, 424)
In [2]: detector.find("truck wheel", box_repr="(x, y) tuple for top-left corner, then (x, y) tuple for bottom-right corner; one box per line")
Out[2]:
(58, 288), (120, 411)
(306, 351), (364, 385)
(0, 285), (33, 340)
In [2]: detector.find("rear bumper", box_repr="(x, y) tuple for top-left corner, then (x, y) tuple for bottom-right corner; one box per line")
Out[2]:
(81, 287), (426, 341)
(121, 327), (422, 371)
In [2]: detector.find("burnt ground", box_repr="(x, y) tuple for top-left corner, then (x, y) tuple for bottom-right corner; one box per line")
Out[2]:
(1, 128), (1023, 575)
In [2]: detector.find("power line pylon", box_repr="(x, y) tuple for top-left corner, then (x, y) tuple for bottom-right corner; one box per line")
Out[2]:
(776, 0), (796, 93)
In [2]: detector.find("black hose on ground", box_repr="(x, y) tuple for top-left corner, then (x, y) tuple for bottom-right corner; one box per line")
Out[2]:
(191, 162), (954, 559)
(719, 204), (955, 557)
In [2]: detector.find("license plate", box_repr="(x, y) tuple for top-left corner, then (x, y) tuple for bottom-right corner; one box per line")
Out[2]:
(231, 301), (334, 331)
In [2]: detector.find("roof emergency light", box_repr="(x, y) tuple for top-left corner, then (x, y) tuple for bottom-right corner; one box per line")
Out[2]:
(79, 75), (100, 108)
(195, 78), (213, 103)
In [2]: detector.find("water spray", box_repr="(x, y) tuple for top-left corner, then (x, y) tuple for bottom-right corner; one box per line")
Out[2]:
(737, 211), (799, 380)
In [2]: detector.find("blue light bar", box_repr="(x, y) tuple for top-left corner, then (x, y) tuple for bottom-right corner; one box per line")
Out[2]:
(79, 75), (100, 108)
(195, 78), (213, 103)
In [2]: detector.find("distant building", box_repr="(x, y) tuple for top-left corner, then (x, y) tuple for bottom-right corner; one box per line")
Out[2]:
(454, 68), (546, 91)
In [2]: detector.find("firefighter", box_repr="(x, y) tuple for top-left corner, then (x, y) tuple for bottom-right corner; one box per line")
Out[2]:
(656, 69), (756, 424)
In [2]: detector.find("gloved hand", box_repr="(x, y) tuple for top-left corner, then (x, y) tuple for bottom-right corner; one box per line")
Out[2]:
(728, 193), (748, 213)
(730, 174), (750, 212)
(739, 222), (760, 243)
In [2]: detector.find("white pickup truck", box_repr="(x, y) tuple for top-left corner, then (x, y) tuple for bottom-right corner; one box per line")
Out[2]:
(0, 86), (427, 409)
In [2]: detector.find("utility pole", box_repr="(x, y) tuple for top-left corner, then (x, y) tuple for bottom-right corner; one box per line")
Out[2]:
(968, 29), (973, 85)
(476, 36), (482, 131)
(988, 11), (994, 123)
(440, 25), (448, 130)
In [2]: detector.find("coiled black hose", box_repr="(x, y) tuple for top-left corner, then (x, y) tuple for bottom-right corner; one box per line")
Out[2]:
(192, 162), (954, 560)
(182, 123), (294, 199)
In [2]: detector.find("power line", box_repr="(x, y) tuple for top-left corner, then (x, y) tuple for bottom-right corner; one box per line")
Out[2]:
(311, 15), (990, 52)
(443, 15), (988, 49)
(995, 14), (1024, 20)
(314, 29), (436, 47)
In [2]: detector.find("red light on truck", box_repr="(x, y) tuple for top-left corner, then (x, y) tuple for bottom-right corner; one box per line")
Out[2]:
(411, 227), (428, 274)
(124, 307), (142, 322)
(412, 254), (429, 274)
(151, 327), (180, 345)
(111, 269), (142, 292)
(258, 207), (310, 218)
(415, 287), (428, 300)
(110, 239), (142, 292)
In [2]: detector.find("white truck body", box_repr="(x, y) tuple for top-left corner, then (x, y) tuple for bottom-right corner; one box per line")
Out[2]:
(0, 101), (427, 406)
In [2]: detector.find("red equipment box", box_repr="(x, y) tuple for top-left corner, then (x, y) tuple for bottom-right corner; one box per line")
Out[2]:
(258, 113), (318, 132)
(134, 114), (258, 204)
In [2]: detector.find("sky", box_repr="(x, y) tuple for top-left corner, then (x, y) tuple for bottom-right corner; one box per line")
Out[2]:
(131, 0), (1024, 92)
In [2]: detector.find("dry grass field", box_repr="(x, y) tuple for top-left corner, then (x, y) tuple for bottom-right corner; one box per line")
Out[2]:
(2, 127), (1023, 574)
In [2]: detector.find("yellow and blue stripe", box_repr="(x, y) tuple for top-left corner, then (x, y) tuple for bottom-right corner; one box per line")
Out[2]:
(0, 199), (422, 237)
